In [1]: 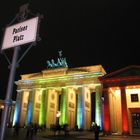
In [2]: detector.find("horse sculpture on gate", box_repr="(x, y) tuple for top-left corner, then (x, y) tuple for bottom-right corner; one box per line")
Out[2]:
(46, 51), (68, 69)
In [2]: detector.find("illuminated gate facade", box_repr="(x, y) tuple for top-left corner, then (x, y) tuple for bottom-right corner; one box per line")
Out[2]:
(13, 65), (106, 130)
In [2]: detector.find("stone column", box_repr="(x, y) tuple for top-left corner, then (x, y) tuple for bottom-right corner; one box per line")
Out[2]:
(45, 89), (49, 127)
(25, 90), (35, 125)
(12, 90), (23, 126)
(76, 87), (84, 129)
(120, 87), (129, 134)
(8, 105), (15, 125)
(102, 89), (110, 135)
(67, 87), (76, 129)
(59, 88), (68, 125)
(39, 89), (47, 126)
(95, 85), (102, 129)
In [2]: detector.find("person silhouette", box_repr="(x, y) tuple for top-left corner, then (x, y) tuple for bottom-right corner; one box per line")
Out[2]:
(94, 123), (100, 140)
(13, 122), (20, 136)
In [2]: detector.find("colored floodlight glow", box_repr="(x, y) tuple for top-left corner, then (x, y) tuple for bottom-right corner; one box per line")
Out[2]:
(15, 67), (104, 130)
(39, 90), (46, 126)
(103, 92), (110, 133)
(60, 88), (68, 125)
(123, 116), (129, 133)
(21, 72), (102, 86)
(122, 104), (129, 133)
(77, 93), (84, 129)
(25, 91), (34, 125)
(121, 87), (129, 134)
(25, 101), (32, 125)
(95, 86), (102, 130)
(12, 103), (19, 126)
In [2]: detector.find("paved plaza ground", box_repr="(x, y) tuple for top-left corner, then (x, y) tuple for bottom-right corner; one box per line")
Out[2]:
(3, 128), (140, 140)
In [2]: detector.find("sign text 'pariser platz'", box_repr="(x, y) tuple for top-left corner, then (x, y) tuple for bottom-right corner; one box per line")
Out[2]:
(1, 17), (39, 50)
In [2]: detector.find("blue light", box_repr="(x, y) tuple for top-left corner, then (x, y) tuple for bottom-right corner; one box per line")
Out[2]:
(12, 103), (19, 126)
(26, 101), (32, 124)
(77, 88), (84, 129)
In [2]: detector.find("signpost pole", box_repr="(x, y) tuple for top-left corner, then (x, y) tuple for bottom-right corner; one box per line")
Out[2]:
(0, 46), (20, 140)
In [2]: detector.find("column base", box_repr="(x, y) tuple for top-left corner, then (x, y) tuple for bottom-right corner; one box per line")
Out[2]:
(122, 132), (129, 135)
(103, 131), (111, 136)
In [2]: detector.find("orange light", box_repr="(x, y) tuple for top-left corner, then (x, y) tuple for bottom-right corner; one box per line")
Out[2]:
(0, 105), (4, 109)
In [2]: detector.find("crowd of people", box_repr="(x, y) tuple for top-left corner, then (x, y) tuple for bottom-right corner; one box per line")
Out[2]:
(13, 122), (39, 138)
(13, 122), (100, 139)
(26, 123), (38, 138)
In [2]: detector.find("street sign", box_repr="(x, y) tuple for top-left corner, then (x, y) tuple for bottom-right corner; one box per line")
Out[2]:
(1, 17), (38, 50)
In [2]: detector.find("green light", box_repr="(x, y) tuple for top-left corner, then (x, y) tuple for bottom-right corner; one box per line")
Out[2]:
(39, 90), (46, 126)
(76, 87), (84, 129)
(77, 93), (80, 128)
(60, 88), (68, 125)
(20, 71), (103, 85)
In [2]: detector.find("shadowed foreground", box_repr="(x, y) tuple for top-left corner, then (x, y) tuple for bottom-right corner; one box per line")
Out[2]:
(4, 128), (140, 140)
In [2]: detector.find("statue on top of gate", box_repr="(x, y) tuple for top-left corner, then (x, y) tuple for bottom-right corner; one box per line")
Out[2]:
(46, 51), (68, 69)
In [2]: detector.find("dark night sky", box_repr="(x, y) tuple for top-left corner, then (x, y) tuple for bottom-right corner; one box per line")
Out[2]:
(0, 0), (140, 100)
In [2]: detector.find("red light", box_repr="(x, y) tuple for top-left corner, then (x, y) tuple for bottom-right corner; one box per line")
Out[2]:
(121, 88), (129, 134)
(103, 93), (110, 133)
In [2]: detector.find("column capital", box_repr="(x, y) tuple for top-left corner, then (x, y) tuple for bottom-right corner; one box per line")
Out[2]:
(120, 86), (126, 90)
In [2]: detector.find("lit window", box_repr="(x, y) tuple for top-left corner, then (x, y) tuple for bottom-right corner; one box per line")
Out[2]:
(131, 94), (139, 102)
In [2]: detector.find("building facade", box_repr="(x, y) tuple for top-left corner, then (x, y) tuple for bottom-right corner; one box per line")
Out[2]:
(0, 100), (15, 127)
(12, 65), (140, 135)
(100, 65), (140, 135)
(13, 65), (106, 130)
